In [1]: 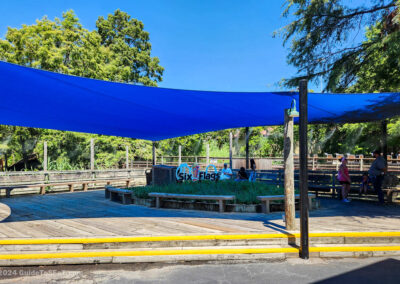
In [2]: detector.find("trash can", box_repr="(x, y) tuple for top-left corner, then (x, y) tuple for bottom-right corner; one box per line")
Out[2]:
(145, 169), (152, 185)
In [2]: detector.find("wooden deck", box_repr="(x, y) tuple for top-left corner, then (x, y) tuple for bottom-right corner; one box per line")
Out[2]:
(0, 190), (399, 239)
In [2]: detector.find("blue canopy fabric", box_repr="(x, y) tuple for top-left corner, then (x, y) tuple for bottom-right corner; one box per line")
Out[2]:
(0, 61), (399, 141)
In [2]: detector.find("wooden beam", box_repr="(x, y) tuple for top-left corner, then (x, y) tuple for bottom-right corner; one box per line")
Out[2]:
(229, 132), (233, 169)
(43, 141), (48, 172)
(178, 145), (182, 165)
(126, 146), (129, 169)
(283, 110), (295, 230)
(381, 120), (388, 161)
(90, 138), (95, 170)
(245, 127), (249, 169)
(206, 143), (210, 165)
(152, 142), (156, 166)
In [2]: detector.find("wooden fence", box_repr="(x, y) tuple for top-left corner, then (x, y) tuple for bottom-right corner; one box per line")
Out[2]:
(147, 155), (400, 172)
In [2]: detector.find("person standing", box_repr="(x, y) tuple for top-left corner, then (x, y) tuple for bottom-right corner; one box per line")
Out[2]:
(338, 157), (351, 202)
(368, 150), (387, 203)
(219, 163), (233, 180)
(249, 159), (257, 182)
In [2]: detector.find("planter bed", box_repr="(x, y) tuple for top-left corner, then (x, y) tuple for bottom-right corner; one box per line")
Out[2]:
(130, 196), (319, 213)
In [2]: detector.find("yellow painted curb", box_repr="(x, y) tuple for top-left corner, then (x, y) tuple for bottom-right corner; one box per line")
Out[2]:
(310, 246), (400, 252)
(0, 231), (399, 245)
(0, 248), (298, 259)
(1, 246), (400, 260)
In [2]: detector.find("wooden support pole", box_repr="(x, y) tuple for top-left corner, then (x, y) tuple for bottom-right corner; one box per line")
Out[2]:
(382, 120), (388, 162)
(229, 132), (233, 170)
(152, 142), (156, 166)
(284, 110), (296, 231)
(245, 127), (250, 169)
(299, 79), (309, 259)
(90, 138), (95, 170)
(4, 154), (7, 171)
(178, 145), (182, 165)
(206, 143), (210, 165)
(126, 145), (129, 169)
(43, 141), (48, 172)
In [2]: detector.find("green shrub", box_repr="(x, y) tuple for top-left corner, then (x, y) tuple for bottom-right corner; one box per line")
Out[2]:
(128, 181), (297, 204)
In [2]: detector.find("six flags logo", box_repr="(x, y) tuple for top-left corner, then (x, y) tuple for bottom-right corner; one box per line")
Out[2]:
(176, 163), (220, 181)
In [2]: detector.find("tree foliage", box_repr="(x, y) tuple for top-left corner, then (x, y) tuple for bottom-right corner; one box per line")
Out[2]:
(278, 0), (399, 91)
(0, 10), (163, 169)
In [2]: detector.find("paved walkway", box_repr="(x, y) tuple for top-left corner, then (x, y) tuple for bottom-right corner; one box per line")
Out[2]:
(0, 190), (399, 238)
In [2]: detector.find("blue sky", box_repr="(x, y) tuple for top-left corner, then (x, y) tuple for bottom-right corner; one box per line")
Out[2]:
(0, 0), (319, 92)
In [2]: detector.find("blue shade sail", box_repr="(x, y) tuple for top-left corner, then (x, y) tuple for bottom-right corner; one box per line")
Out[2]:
(0, 61), (399, 141)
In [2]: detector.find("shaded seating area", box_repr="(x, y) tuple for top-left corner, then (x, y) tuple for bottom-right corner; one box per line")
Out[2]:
(232, 169), (400, 203)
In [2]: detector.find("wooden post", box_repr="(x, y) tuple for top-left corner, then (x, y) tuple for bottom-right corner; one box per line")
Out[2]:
(359, 155), (364, 171)
(382, 120), (388, 162)
(161, 156), (164, 165)
(125, 145), (129, 169)
(90, 138), (95, 170)
(284, 110), (296, 231)
(178, 145), (182, 165)
(152, 142), (156, 166)
(43, 141), (48, 172)
(312, 155), (315, 171)
(229, 132), (233, 170)
(4, 154), (7, 171)
(245, 127), (250, 169)
(299, 79), (309, 259)
(206, 144), (210, 165)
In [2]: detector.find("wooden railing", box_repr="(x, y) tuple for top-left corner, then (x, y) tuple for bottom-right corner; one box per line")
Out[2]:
(145, 155), (400, 173)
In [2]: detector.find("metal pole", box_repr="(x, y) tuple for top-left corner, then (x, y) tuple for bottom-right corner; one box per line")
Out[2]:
(152, 142), (156, 166)
(90, 138), (95, 170)
(283, 110), (296, 230)
(43, 141), (48, 172)
(229, 132), (233, 169)
(245, 127), (249, 169)
(126, 145), (129, 169)
(299, 79), (309, 259)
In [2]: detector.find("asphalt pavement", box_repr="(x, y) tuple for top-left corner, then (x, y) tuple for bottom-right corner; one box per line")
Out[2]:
(1, 256), (399, 284)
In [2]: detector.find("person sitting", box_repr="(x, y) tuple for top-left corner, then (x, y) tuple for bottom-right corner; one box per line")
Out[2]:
(359, 173), (369, 196)
(219, 163), (233, 180)
(235, 167), (248, 181)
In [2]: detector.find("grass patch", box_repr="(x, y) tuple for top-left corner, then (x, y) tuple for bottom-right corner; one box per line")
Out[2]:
(128, 181), (297, 204)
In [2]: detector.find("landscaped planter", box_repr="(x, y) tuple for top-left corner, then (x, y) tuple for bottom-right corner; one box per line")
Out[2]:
(132, 197), (154, 207)
(130, 195), (319, 213)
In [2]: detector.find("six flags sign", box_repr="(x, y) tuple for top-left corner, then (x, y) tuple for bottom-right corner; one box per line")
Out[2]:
(176, 163), (220, 182)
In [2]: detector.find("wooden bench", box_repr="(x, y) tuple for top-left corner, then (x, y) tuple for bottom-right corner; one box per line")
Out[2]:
(0, 178), (133, 198)
(148, 193), (235, 213)
(257, 193), (316, 214)
(385, 188), (400, 203)
(105, 186), (133, 205)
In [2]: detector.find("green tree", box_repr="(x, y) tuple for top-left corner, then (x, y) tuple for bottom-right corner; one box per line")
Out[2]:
(278, 0), (399, 91)
(96, 10), (163, 86)
(0, 10), (163, 169)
